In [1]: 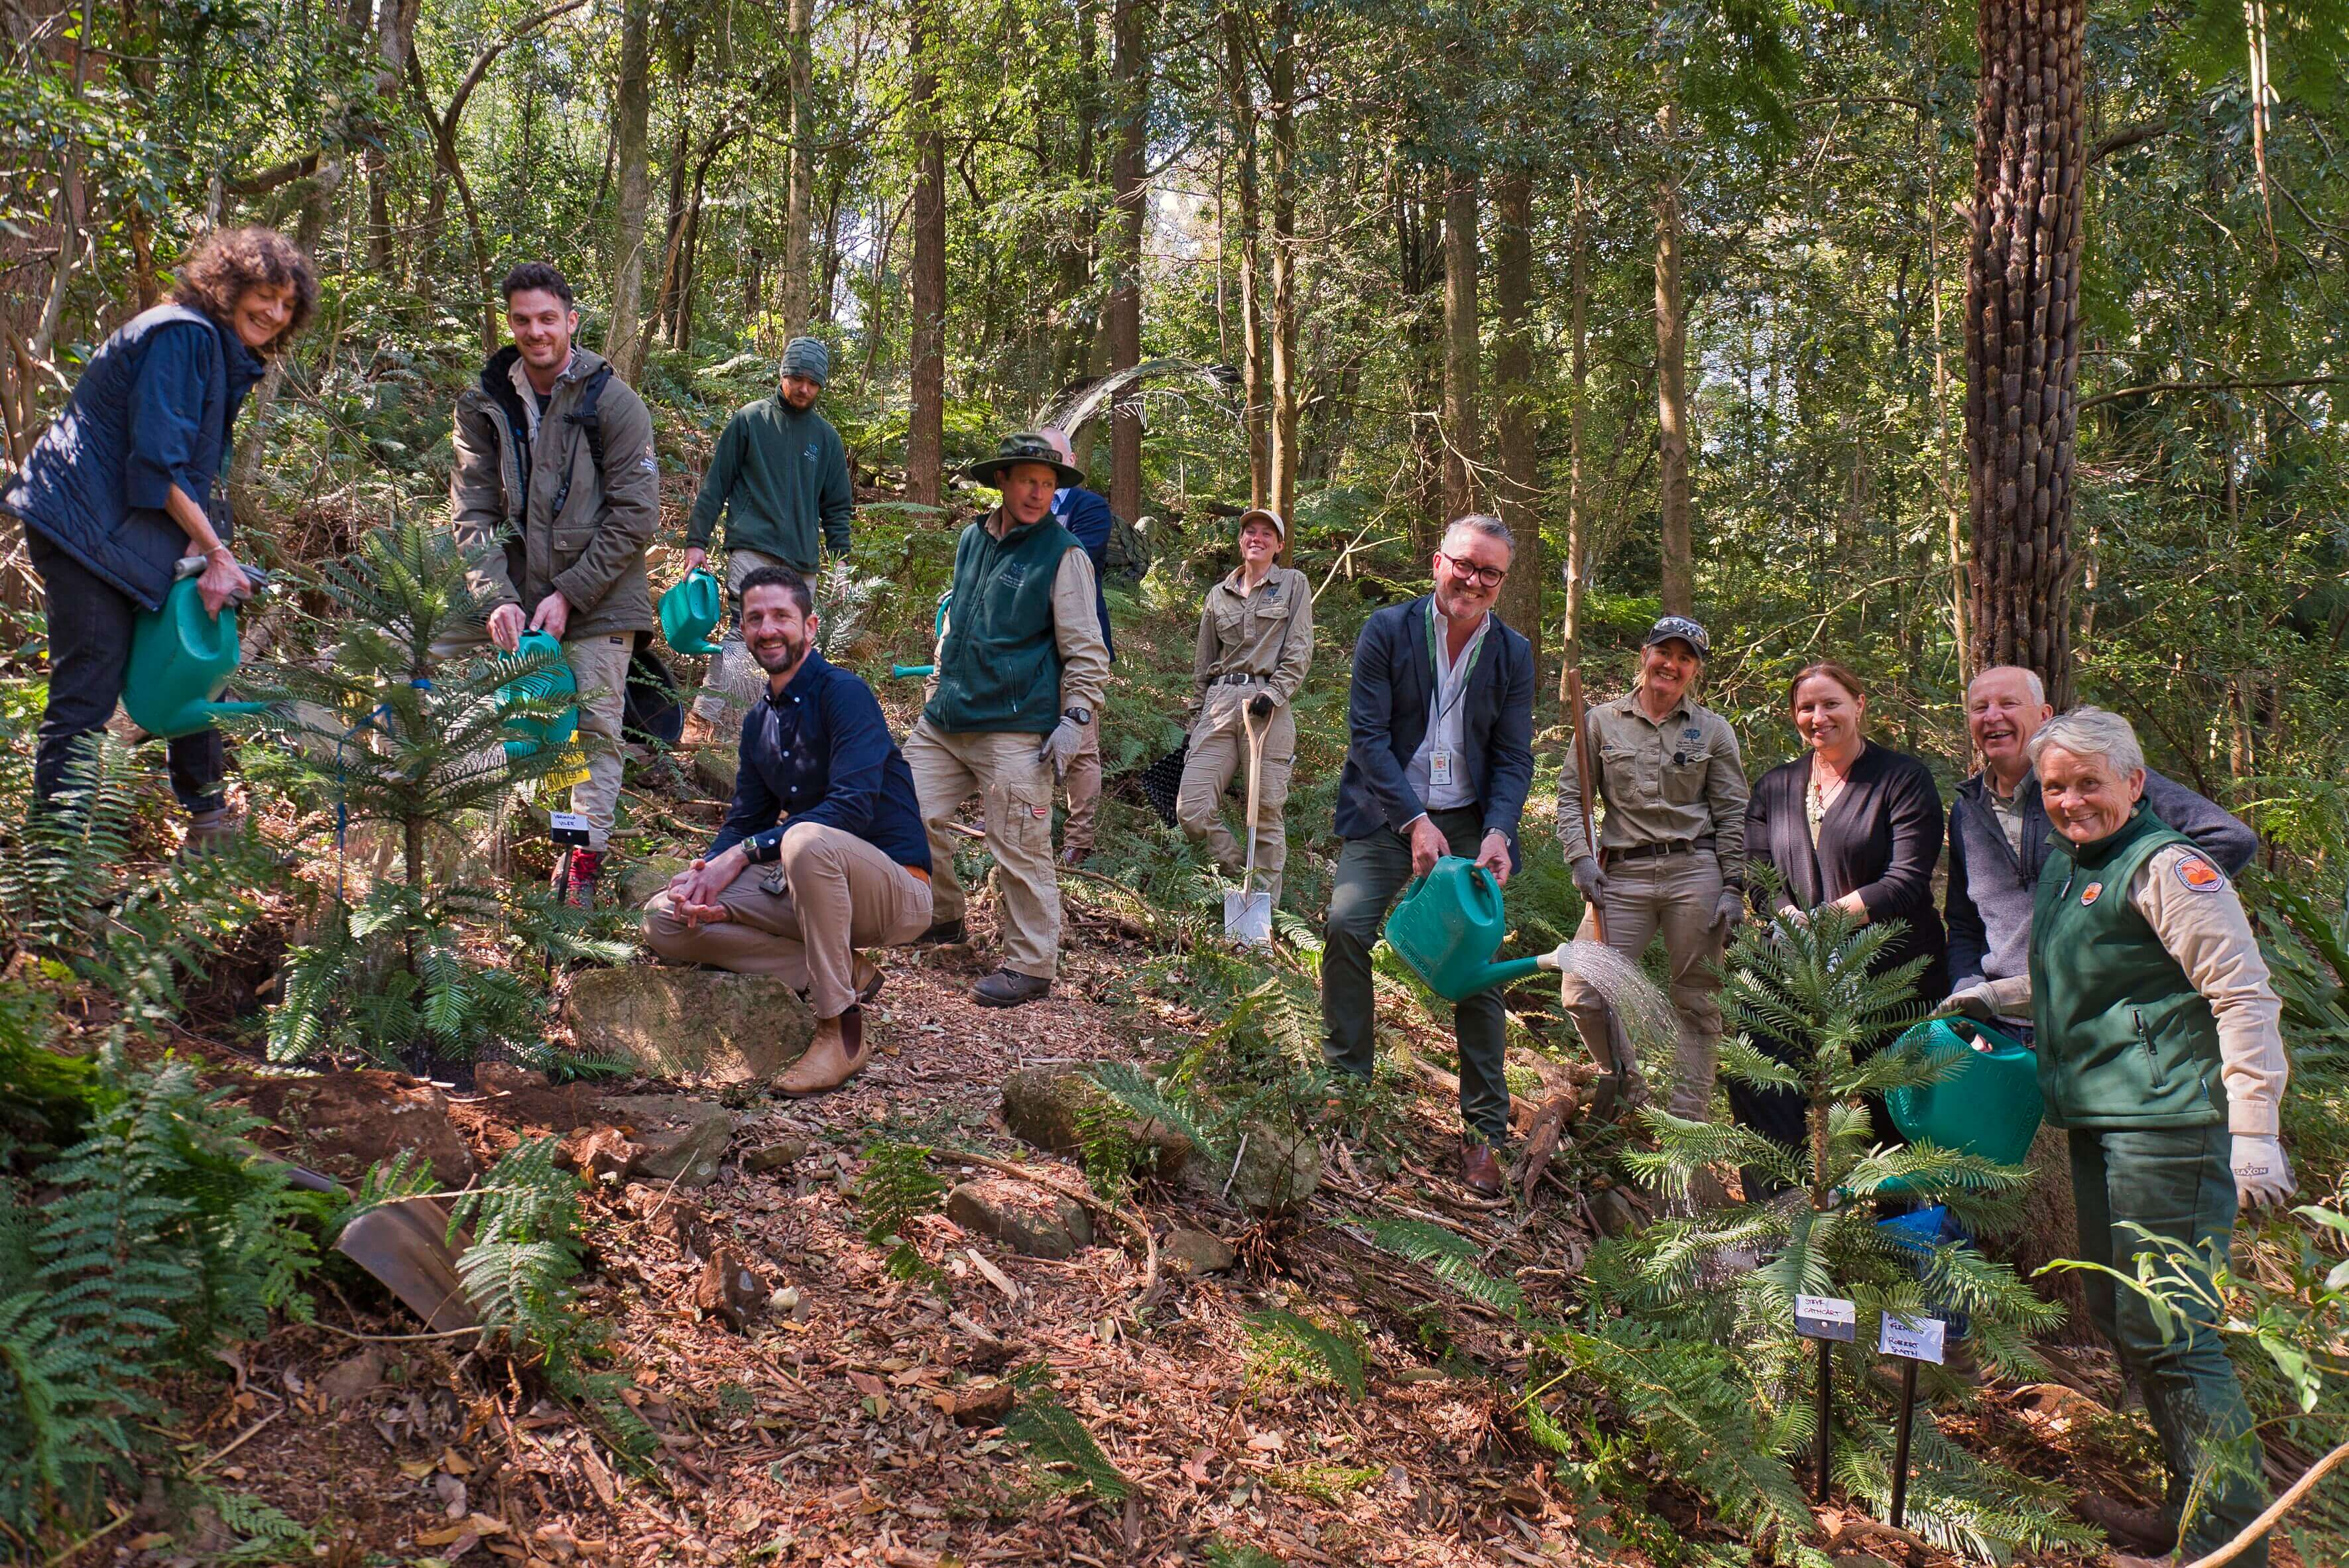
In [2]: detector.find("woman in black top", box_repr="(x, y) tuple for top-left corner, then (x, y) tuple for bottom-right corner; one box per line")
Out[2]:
(1737, 661), (1947, 1171)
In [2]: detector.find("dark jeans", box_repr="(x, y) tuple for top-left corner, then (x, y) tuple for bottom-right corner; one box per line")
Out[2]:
(28, 530), (223, 815)
(1321, 807), (1510, 1142)
(2072, 1123), (2268, 1565)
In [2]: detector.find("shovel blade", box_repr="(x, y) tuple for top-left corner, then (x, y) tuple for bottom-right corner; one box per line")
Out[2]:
(1223, 890), (1274, 945)
(337, 1196), (478, 1335)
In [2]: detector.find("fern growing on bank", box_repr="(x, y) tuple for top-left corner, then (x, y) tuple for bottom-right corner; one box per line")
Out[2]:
(854, 1140), (947, 1286)
(1001, 1362), (1131, 1501)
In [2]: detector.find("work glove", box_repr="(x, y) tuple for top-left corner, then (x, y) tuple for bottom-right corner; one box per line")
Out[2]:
(1943, 982), (2000, 1022)
(2231, 1134), (2297, 1209)
(1248, 693), (1275, 720)
(1038, 717), (1087, 779)
(1571, 855), (1609, 907)
(1711, 887), (1746, 941)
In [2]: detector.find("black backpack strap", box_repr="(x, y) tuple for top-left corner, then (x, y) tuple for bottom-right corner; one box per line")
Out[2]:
(546, 365), (615, 521)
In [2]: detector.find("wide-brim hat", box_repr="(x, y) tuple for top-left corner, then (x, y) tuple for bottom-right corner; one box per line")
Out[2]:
(963, 431), (1085, 490)
(1235, 506), (1287, 541)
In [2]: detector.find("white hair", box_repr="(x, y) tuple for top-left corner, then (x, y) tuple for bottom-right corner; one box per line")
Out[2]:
(2027, 705), (2145, 779)
(1971, 664), (2045, 706)
(1441, 513), (1514, 555)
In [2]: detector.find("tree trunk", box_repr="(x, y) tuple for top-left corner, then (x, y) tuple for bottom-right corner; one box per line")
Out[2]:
(1441, 166), (1479, 523)
(1266, 0), (1299, 536)
(1396, 165), (1442, 551)
(365, 0), (419, 276)
(1557, 174), (1592, 704)
(1106, 0), (1147, 525)
(1965, 0), (2087, 705)
(605, 0), (654, 380)
(905, 0), (947, 509)
(1490, 168), (1539, 670)
(1222, 6), (1268, 508)
(780, 0), (815, 334)
(1654, 101), (1693, 618)
(652, 29), (698, 347)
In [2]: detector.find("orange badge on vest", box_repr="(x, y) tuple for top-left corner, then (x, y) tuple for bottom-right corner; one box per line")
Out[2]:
(2175, 855), (2224, 892)
(2080, 882), (2103, 906)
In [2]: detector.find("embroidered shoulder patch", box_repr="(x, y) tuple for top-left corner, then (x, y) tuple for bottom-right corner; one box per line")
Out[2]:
(2080, 882), (2104, 906)
(2175, 855), (2226, 892)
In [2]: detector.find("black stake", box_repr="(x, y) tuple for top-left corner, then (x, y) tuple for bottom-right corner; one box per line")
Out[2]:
(1889, 1355), (1919, 1529)
(1815, 1334), (1833, 1502)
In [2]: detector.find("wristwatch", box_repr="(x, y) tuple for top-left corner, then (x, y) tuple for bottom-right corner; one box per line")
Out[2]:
(1063, 706), (1093, 726)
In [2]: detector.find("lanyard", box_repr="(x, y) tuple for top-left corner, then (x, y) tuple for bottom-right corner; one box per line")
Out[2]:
(1426, 603), (1488, 725)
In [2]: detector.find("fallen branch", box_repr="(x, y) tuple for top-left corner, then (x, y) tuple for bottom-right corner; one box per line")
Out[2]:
(929, 1147), (1158, 1301)
(2181, 1435), (2349, 1568)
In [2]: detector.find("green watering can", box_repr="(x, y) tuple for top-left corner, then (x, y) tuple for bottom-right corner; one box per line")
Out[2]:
(890, 591), (955, 680)
(123, 570), (268, 739)
(1882, 1016), (2043, 1189)
(1382, 855), (1565, 1002)
(495, 631), (579, 762)
(659, 567), (724, 654)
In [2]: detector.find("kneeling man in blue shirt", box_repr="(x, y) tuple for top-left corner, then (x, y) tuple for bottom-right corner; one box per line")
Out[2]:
(643, 566), (934, 1095)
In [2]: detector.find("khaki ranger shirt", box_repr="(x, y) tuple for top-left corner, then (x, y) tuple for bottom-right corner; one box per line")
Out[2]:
(1556, 692), (1749, 886)
(1187, 564), (1315, 732)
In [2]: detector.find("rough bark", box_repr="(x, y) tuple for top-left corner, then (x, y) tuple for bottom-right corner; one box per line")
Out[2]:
(1654, 101), (1693, 618)
(781, 0), (815, 333)
(1107, 0), (1148, 526)
(1266, 0), (1299, 534)
(1557, 176), (1593, 705)
(1222, 6), (1268, 508)
(905, 0), (947, 509)
(1965, 0), (2088, 706)
(1490, 168), (1539, 671)
(1441, 166), (1480, 523)
(365, 0), (420, 276)
(1395, 165), (1442, 552)
(605, 0), (654, 381)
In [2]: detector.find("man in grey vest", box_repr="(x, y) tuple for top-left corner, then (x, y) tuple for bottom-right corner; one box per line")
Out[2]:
(1943, 664), (2258, 1026)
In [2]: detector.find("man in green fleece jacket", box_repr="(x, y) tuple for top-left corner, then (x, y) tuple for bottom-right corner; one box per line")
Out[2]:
(680, 336), (855, 744)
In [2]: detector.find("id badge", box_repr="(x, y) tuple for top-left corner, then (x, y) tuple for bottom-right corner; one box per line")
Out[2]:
(1429, 748), (1456, 790)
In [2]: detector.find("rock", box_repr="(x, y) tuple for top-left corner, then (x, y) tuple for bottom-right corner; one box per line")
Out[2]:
(950, 1380), (1016, 1427)
(566, 967), (814, 1085)
(1161, 1228), (1236, 1276)
(492, 1079), (605, 1134)
(2014, 1381), (2109, 1433)
(615, 855), (691, 912)
(598, 1095), (735, 1187)
(1227, 1121), (1320, 1215)
(638, 1194), (712, 1256)
(318, 1349), (386, 1405)
(945, 1177), (1093, 1259)
(239, 1071), (477, 1189)
(743, 1136), (810, 1174)
(1394, 1366), (1449, 1385)
(998, 1064), (1194, 1182)
(693, 746), (741, 800)
(559, 1126), (642, 1185)
(475, 1063), (549, 1094)
(693, 1247), (766, 1331)
(1590, 1186), (1639, 1238)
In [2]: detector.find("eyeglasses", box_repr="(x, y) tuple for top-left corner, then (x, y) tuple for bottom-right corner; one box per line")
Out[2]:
(1437, 551), (1508, 587)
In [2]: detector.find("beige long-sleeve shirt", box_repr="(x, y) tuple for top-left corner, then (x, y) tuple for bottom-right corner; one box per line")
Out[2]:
(1188, 564), (1315, 730)
(926, 541), (1110, 717)
(1555, 692), (1749, 886)
(2134, 844), (2287, 1137)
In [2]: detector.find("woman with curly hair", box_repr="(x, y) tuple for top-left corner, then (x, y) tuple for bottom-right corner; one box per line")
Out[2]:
(2, 225), (316, 849)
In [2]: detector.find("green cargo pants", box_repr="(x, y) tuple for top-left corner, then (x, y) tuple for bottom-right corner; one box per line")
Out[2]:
(2069, 1124), (2269, 1566)
(1321, 808), (1511, 1144)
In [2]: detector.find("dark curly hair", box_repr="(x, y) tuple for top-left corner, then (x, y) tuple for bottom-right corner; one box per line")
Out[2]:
(500, 261), (574, 308)
(171, 226), (318, 353)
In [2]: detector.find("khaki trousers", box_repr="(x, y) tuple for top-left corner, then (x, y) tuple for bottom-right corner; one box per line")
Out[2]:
(902, 716), (1061, 979)
(690, 546), (792, 724)
(640, 824), (933, 1018)
(1060, 716), (1101, 853)
(430, 624), (632, 850)
(1560, 845), (1727, 1120)
(1175, 699), (1294, 908)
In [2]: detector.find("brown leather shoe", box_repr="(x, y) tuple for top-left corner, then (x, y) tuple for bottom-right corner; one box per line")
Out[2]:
(2072, 1494), (2174, 1555)
(1461, 1140), (1504, 1198)
(852, 954), (886, 1004)
(778, 1009), (871, 1097)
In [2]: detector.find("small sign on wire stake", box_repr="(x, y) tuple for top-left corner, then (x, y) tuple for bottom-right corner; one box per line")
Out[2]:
(1879, 1311), (1948, 1530)
(1793, 1295), (1856, 1502)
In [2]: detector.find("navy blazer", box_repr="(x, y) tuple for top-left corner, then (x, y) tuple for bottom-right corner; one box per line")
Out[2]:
(1333, 595), (1536, 869)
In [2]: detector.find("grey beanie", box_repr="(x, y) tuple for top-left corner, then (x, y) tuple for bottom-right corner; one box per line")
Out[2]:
(780, 337), (829, 386)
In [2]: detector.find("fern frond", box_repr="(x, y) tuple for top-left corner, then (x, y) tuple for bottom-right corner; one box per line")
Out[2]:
(1349, 1214), (1524, 1315)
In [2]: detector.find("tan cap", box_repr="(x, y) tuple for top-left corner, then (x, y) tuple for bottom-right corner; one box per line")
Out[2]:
(1236, 507), (1286, 540)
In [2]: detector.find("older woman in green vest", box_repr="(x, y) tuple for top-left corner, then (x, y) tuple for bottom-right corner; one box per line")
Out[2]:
(2027, 707), (2292, 1565)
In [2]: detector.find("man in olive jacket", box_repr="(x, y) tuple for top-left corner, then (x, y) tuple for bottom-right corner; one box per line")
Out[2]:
(445, 261), (660, 904)
(904, 432), (1111, 1008)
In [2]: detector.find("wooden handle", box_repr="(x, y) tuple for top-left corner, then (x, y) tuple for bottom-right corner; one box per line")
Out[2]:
(1563, 666), (1606, 945)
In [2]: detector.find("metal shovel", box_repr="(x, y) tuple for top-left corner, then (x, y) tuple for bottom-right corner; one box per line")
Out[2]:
(1223, 699), (1274, 945)
(280, 1162), (479, 1335)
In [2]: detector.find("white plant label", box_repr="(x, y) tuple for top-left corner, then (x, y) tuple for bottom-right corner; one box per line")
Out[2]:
(1878, 1313), (1947, 1364)
(1794, 1295), (1857, 1343)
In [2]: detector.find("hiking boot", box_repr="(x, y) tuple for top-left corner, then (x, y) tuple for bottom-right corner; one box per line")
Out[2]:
(915, 917), (967, 947)
(853, 953), (886, 1005)
(556, 848), (605, 909)
(972, 968), (1052, 1008)
(1460, 1140), (1504, 1198)
(1059, 844), (1091, 868)
(778, 1008), (871, 1097)
(2072, 1494), (2174, 1555)
(680, 711), (720, 748)
(178, 806), (242, 861)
